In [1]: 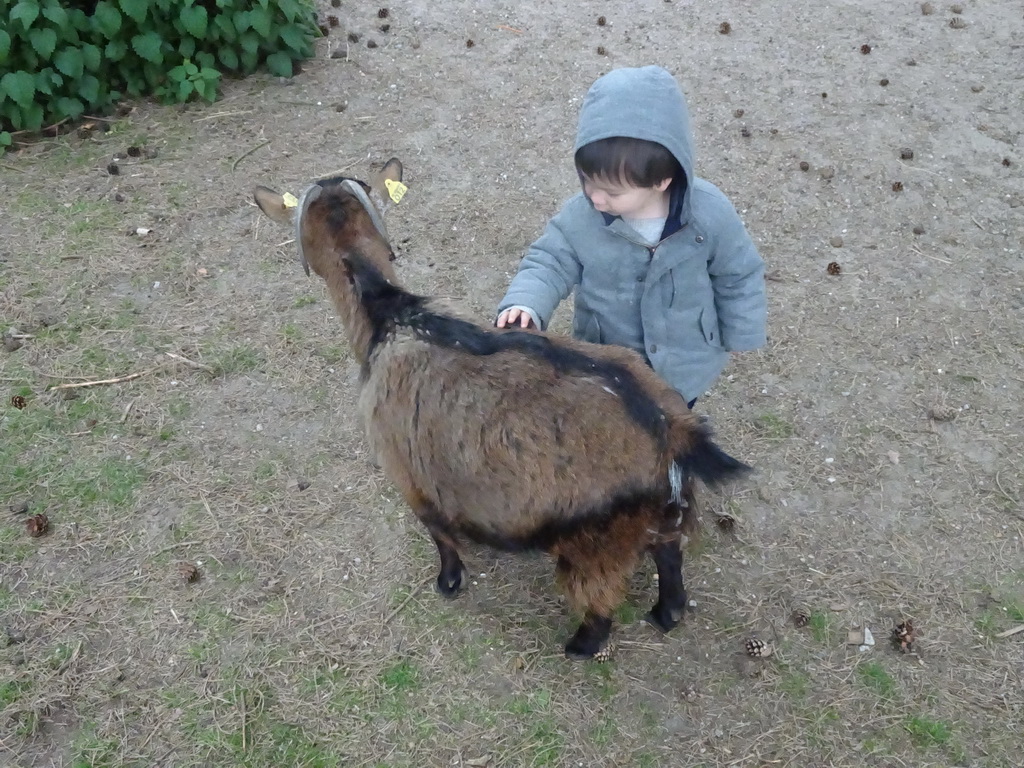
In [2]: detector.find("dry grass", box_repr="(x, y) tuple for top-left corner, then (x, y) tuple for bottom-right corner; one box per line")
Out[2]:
(3, 1), (1024, 767)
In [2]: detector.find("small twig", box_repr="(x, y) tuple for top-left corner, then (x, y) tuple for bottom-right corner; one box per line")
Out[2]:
(231, 139), (271, 171)
(9, 117), (69, 138)
(196, 110), (255, 122)
(48, 369), (153, 391)
(383, 581), (427, 625)
(239, 689), (248, 752)
(151, 540), (203, 558)
(82, 115), (119, 123)
(60, 255), (85, 261)
(165, 352), (214, 372)
(971, 215), (995, 234)
(57, 641), (83, 673)
(896, 159), (943, 177)
(119, 398), (137, 424)
(497, 24), (524, 33)
(995, 625), (1024, 639)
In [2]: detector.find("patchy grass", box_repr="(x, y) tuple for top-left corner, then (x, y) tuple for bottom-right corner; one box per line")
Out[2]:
(904, 715), (953, 748)
(856, 660), (897, 700)
(753, 411), (795, 438)
(807, 610), (834, 644)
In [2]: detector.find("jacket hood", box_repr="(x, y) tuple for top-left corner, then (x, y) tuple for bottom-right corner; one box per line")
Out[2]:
(574, 66), (695, 226)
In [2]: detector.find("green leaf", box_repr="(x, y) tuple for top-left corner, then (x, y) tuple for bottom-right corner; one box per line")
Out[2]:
(180, 5), (208, 37)
(29, 28), (58, 59)
(177, 78), (194, 102)
(11, 2), (41, 31)
(213, 14), (237, 41)
(119, 0), (148, 25)
(131, 31), (164, 64)
(105, 39), (128, 61)
(1, 71), (37, 108)
(54, 48), (85, 79)
(184, 60), (199, 77)
(233, 10), (251, 34)
(41, 3), (70, 31)
(168, 64), (187, 82)
(195, 51), (215, 70)
(0, 131), (12, 147)
(82, 43), (102, 72)
(35, 70), (53, 96)
(279, 25), (308, 54)
(78, 74), (100, 104)
(277, 0), (300, 23)
(266, 52), (292, 77)
(193, 78), (207, 100)
(179, 37), (196, 58)
(55, 96), (85, 120)
(0, 31), (11, 64)
(239, 32), (259, 55)
(240, 48), (258, 73)
(2, 101), (25, 130)
(93, 2), (122, 36)
(250, 7), (271, 37)
(218, 46), (238, 70)
(23, 102), (44, 131)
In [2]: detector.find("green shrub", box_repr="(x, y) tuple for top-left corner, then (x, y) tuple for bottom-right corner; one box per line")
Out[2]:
(0, 0), (319, 149)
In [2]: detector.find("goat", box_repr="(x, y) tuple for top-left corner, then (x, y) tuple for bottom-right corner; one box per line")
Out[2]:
(253, 159), (751, 660)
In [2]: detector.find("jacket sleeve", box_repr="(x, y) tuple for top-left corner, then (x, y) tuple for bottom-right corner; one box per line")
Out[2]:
(496, 213), (582, 331)
(707, 203), (767, 351)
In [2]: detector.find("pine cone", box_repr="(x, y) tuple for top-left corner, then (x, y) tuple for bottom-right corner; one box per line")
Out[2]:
(593, 642), (616, 663)
(745, 637), (774, 658)
(715, 514), (736, 532)
(26, 514), (49, 537)
(791, 610), (810, 628)
(827, 261), (842, 275)
(11, 395), (27, 410)
(892, 620), (915, 652)
(177, 562), (200, 584)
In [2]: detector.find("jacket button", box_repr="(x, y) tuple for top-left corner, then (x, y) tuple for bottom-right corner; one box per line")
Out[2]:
(695, 235), (704, 243)
(649, 344), (658, 354)
(636, 276), (644, 282)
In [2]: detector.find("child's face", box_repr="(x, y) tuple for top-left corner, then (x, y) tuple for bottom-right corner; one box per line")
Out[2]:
(581, 174), (672, 219)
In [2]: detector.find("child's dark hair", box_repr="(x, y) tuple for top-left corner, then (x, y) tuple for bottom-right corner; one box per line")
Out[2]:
(575, 137), (681, 188)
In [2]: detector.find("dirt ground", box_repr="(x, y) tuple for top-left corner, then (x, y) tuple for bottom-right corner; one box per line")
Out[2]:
(2, 0), (1023, 766)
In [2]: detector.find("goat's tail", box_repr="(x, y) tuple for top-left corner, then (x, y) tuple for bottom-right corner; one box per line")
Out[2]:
(675, 421), (752, 489)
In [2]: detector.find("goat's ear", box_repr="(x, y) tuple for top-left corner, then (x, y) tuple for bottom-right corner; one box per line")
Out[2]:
(253, 185), (297, 225)
(368, 157), (405, 216)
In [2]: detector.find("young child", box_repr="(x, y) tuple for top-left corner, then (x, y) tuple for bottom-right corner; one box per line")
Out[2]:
(496, 65), (767, 407)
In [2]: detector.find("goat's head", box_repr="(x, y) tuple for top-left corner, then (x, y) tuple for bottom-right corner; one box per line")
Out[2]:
(253, 158), (405, 284)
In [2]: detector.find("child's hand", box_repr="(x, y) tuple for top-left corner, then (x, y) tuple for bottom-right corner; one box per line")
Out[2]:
(496, 308), (536, 329)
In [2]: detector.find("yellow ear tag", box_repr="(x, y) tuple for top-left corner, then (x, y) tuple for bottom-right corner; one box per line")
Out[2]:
(384, 179), (408, 204)
(282, 192), (299, 208)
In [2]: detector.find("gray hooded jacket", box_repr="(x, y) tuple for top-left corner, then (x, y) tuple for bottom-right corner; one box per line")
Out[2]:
(497, 66), (767, 401)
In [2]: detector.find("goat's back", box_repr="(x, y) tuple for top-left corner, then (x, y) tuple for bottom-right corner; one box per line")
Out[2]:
(360, 321), (699, 547)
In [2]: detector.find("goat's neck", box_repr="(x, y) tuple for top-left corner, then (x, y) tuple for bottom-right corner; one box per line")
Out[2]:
(322, 252), (400, 367)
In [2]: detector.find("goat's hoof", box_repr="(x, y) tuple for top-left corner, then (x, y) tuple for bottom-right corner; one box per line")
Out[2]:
(435, 570), (464, 599)
(565, 640), (616, 662)
(644, 605), (684, 634)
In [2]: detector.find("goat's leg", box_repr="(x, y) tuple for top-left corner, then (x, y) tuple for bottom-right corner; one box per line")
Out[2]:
(428, 527), (465, 598)
(553, 513), (646, 660)
(646, 484), (697, 633)
(646, 536), (687, 633)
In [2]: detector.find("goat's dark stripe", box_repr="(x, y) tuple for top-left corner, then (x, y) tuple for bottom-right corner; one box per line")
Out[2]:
(422, 486), (669, 553)
(348, 252), (671, 446)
